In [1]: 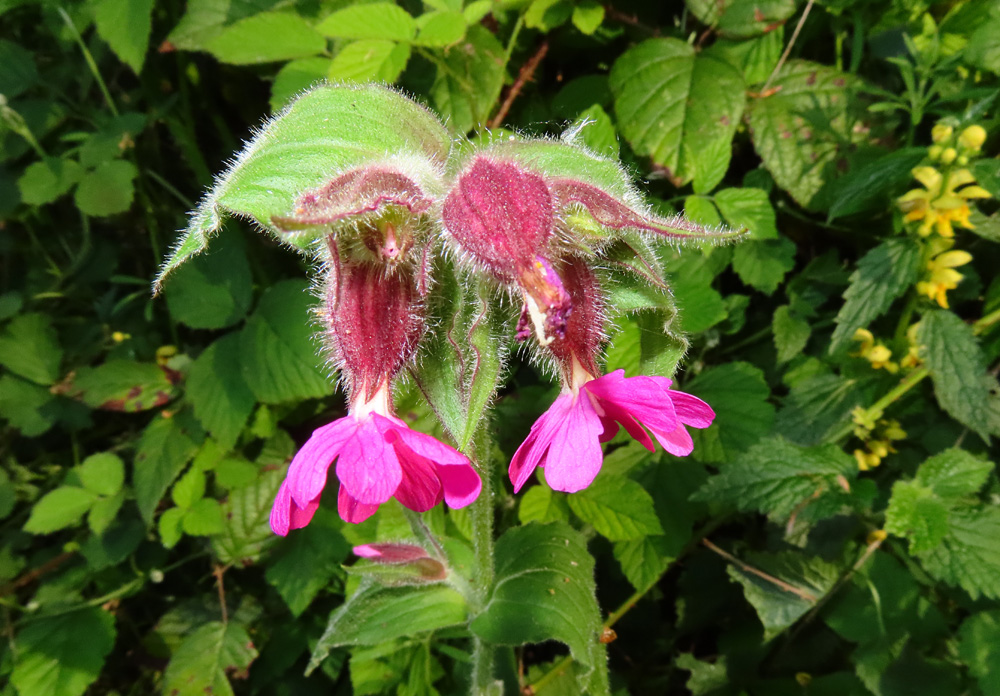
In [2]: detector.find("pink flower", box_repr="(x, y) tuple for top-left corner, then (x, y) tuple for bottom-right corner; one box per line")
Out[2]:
(270, 387), (481, 533)
(509, 369), (715, 493)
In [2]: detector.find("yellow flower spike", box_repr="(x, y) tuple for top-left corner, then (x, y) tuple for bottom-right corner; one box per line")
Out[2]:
(940, 147), (957, 164)
(958, 124), (986, 151)
(912, 166), (943, 191)
(854, 449), (871, 471)
(931, 124), (953, 143)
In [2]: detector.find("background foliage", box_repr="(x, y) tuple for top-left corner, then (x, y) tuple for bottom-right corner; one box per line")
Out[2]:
(2, 0), (1000, 695)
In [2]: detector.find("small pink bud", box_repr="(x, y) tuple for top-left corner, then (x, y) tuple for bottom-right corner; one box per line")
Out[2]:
(353, 543), (431, 563)
(351, 544), (447, 581)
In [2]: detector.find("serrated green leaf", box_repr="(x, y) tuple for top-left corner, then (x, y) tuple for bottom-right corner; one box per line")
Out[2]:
(165, 0), (277, 51)
(162, 621), (258, 696)
(430, 25), (505, 134)
(920, 310), (996, 440)
(731, 237), (796, 295)
(686, 362), (774, 462)
(572, 104), (618, 158)
(966, 17), (1000, 74)
(958, 610), (1000, 696)
(613, 535), (674, 592)
(77, 452), (125, 497)
(158, 507), (185, 549)
(23, 486), (98, 533)
(87, 490), (125, 536)
(414, 10), (466, 46)
(0, 373), (57, 436)
(317, 2), (416, 41)
(134, 413), (203, 523)
(17, 157), (82, 206)
(920, 505), (1000, 600)
(686, 0), (797, 39)
(93, 0), (153, 73)
(172, 467), (205, 509)
(827, 148), (926, 220)
(610, 38), (744, 186)
(266, 508), (350, 617)
(0, 40), (37, 98)
(885, 480), (952, 554)
(70, 360), (178, 413)
(567, 475), (664, 541)
(10, 608), (116, 696)
(211, 469), (282, 564)
(0, 312), (61, 384)
(470, 522), (608, 693)
(747, 60), (856, 210)
(205, 12), (326, 65)
(525, 0), (572, 30)
(74, 159), (137, 216)
(830, 238), (921, 351)
(676, 653), (729, 696)
(518, 484), (570, 524)
(269, 56), (330, 112)
(710, 30), (783, 85)
(726, 551), (839, 640)
(773, 305), (811, 364)
(916, 448), (994, 499)
(715, 187), (777, 239)
(693, 436), (855, 520)
(182, 498), (225, 535)
(187, 333), (256, 450)
(328, 39), (411, 83)
(239, 279), (333, 404)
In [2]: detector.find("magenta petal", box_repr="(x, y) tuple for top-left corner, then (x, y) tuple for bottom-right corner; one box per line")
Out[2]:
(539, 392), (606, 493)
(583, 371), (678, 434)
(335, 415), (402, 505)
(271, 481), (320, 536)
(437, 461), (482, 509)
(509, 392), (577, 493)
(669, 390), (716, 429)
(337, 485), (380, 524)
(655, 421), (696, 456)
(287, 416), (359, 509)
(353, 543), (429, 563)
(391, 444), (443, 512)
(376, 414), (469, 466)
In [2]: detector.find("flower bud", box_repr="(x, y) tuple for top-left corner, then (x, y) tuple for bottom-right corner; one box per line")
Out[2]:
(928, 145), (943, 161)
(959, 124), (987, 151)
(940, 147), (957, 165)
(931, 124), (953, 144)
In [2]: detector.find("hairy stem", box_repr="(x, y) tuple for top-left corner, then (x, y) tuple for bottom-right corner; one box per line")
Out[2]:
(469, 430), (497, 694)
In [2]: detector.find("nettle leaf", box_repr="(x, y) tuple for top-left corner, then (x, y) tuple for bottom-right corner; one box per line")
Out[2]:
(916, 448), (994, 499)
(266, 508), (350, 617)
(317, 2), (417, 41)
(211, 469), (283, 565)
(566, 474), (664, 541)
(773, 305), (811, 364)
(726, 551), (839, 641)
(776, 372), (866, 446)
(826, 147), (926, 220)
(10, 608), (116, 696)
(93, 0), (154, 73)
(162, 621), (258, 696)
(731, 237), (796, 295)
(747, 60), (857, 210)
(613, 535), (675, 592)
(0, 312), (62, 385)
(327, 40), (411, 83)
(686, 362), (775, 462)
(920, 505), (1000, 600)
(685, 0), (797, 39)
(470, 522), (609, 694)
(693, 436), (856, 522)
(239, 279), (333, 404)
(830, 238), (921, 352)
(68, 360), (179, 412)
(162, 226), (252, 330)
(156, 83), (449, 287)
(610, 37), (745, 186)
(134, 412), (203, 523)
(205, 12), (326, 64)
(187, 332), (256, 450)
(919, 310), (997, 441)
(430, 24), (505, 135)
(309, 581), (468, 672)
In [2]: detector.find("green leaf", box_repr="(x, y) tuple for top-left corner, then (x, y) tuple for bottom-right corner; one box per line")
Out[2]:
(317, 2), (416, 41)
(731, 237), (796, 295)
(17, 157), (83, 206)
(693, 436), (856, 521)
(182, 498), (226, 535)
(266, 508), (350, 617)
(470, 522), (608, 693)
(156, 83), (449, 287)
(885, 480), (951, 554)
(610, 38), (745, 186)
(172, 467), (205, 509)
(572, 0), (604, 35)
(162, 226), (252, 329)
(0, 40), (37, 98)
(87, 491), (125, 536)
(0, 312), (61, 384)
(0, 374), (57, 436)
(165, 0), (277, 50)
(715, 188), (777, 239)
(920, 506), (1000, 600)
(613, 535), (674, 592)
(773, 304), (811, 364)
(727, 551), (839, 640)
(430, 24), (505, 134)
(966, 17), (1000, 74)
(205, 12), (326, 64)
(23, 486), (98, 533)
(566, 475), (664, 541)
(710, 30), (783, 85)
(917, 448), (994, 498)
(162, 621), (258, 696)
(309, 582), (468, 671)
(686, 362), (775, 462)
(77, 452), (125, 497)
(211, 469), (282, 564)
(826, 148), (926, 220)
(188, 332), (256, 450)
(327, 39), (411, 83)
(158, 507), (185, 549)
(269, 56), (330, 112)
(686, 0), (797, 38)
(747, 60), (856, 210)
(70, 360), (178, 412)
(572, 104), (618, 158)
(518, 484), (571, 524)
(830, 238), (921, 352)
(10, 608), (116, 696)
(414, 10), (466, 46)
(525, 0), (572, 31)
(239, 279), (332, 404)
(958, 610), (1000, 696)
(133, 413), (203, 523)
(73, 159), (137, 216)
(93, 0), (154, 73)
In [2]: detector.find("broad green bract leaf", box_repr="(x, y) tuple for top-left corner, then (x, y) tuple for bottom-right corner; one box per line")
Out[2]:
(610, 38), (745, 187)
(470, 522), (609, 694)
(154, 83), (450, 289)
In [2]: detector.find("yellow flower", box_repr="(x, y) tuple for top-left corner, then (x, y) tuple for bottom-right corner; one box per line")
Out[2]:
(958, 124), (986, 151)
(898, 166), (991, 238)
(931, 124), (953, 143)
(916, 239), (972, 308)
(900, 322), (922, 369)
(851, 328), (898, 373)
